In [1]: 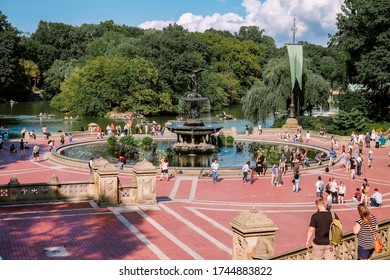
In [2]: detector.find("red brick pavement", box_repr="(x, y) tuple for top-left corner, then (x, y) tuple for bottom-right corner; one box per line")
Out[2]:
(0, 133), (389, 259)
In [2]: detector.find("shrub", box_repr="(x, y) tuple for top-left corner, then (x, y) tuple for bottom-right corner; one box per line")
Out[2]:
(107, 136), (118, 149)
(142, 136), (153, 149)
(225, 136), (235, 147)
(119, 135), (136, 146)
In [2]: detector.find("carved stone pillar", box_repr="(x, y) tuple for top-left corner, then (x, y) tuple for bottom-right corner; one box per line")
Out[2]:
(131, 159), (157, 205)
(8, 177), (20, 202)
(90, 157), (108, 196)
(96, 159), (119, 207)
(230, 207), (278, 260)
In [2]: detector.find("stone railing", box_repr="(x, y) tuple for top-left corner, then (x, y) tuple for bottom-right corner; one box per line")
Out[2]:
(0, 158), (157, 207)
(0, 175), (97, 204)
(230, 208), (390, 260)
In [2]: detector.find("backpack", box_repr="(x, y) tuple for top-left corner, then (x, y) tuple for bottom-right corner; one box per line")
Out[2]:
(329, 212), (343, 246)
(319, 181), (324, 192)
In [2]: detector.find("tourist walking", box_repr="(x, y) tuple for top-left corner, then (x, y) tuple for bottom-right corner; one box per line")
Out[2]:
(329, 177), (338, 204)
(367, 150), (373, 168)
(276, 164), (283, 186)
(360, 178), (370, 205)
(242, 161), (250, 183)
(306, 197), (339, 260)
(292, 172), (300, 192)
(210, 158), (219, 183)
(270, 164), (277, 186)
(325, 190), (333, 211)
(352, 203), (378, 260)
(315, 176), (324, 198)
(338, 181), (346, 204)
(32, 144), (40, 162)
(328, 146), (336, 167)
(356, 153), (363, 176)
(159, 156), (169, 181)
(350, 157), (357, 180)
(19, 139), (25, 154)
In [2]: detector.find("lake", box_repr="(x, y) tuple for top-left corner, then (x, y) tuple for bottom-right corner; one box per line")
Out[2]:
(0, 101), (274, 138)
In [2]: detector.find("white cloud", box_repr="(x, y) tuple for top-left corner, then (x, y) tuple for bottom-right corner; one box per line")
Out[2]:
(138, 0), (344, 46)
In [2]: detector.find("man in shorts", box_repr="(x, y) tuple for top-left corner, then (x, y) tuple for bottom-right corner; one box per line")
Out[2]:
(306, 198), (339, 260)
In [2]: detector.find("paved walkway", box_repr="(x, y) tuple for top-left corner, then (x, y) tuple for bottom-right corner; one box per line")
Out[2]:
(0, 131), (389, 259)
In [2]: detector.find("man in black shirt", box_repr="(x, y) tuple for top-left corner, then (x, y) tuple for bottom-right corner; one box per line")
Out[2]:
(306, 197), (339, 260)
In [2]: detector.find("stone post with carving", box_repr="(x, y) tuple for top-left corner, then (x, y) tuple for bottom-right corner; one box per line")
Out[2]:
(230, 207), (278, 260)
(130, 159), (157, 205)
(95, 158), (119, 207)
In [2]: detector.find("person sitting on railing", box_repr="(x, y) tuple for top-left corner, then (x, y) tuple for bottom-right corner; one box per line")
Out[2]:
(118, 156), (126, 170)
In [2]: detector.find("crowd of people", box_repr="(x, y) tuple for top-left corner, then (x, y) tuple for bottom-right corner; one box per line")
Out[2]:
(1, 121), (388, 261)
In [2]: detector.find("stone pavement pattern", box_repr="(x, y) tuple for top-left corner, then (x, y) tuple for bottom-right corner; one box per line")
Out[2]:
(0, 132), (389, 259)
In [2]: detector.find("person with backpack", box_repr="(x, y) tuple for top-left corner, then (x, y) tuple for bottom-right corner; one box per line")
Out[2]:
(306, 197), (341, 260)
(315, 176), (324, 198)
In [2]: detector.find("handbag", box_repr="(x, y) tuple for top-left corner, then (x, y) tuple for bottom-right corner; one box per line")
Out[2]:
(368, 224), (383, 253)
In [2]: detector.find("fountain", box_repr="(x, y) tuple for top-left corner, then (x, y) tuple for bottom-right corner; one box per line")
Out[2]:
(166, 69), (223, 154)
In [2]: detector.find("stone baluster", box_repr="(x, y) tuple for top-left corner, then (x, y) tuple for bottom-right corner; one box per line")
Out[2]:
(131, 159), (157, 205)
(230, 207), (278, 260)
(93, 158), (119, 207)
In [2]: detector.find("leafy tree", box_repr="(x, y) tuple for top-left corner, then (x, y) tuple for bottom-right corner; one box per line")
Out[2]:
(236, 26), (265, 43)
(138, 24), (208, 104)
(332, 0), (390, 120)
(84, 31), (140, 60)
(333, 109), (370, 134)
(338, 90), (369, 116)
(198, 70), (230, 110)
(0, 11), (29, 100)
(198, 30), (264, 97)
(43, 59), (80, 98)
(19, 59), (40, 89)
(241, 56), (331, 123)
(51, 55), (167, 116)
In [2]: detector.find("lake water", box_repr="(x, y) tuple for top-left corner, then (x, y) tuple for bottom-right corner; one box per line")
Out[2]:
(0, 101), (275, 138)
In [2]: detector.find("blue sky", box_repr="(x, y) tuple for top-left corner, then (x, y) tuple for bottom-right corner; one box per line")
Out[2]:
(1, 0), (344, 46)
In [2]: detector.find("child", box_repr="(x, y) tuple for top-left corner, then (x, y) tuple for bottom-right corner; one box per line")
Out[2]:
(367, 150), (373, 168)
(159, 156), (169, 181)
(118, 156), (126, 170)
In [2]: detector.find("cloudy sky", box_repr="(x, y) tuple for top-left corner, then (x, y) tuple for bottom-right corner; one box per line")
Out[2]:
(1, 0), (344, 46)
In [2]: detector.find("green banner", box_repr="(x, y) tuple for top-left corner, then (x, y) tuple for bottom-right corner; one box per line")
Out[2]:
(287, 45), (303, 90)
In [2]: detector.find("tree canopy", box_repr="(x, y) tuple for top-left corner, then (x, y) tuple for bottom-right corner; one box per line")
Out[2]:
(0, 11), (29, 100)
(332, 0), (390, 120)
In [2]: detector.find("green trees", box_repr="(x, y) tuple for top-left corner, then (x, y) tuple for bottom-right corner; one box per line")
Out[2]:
(332, 0), (390, 120)
(241, 56), (331, 123)
(0, 12), (29, 100)
(51, 55), (171, 116)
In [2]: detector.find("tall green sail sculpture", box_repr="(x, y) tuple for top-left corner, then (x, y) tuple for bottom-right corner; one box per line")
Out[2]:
(287, 45), (303, 93)
(287, 44), (303, 118)
(283, 44), (303, 129)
